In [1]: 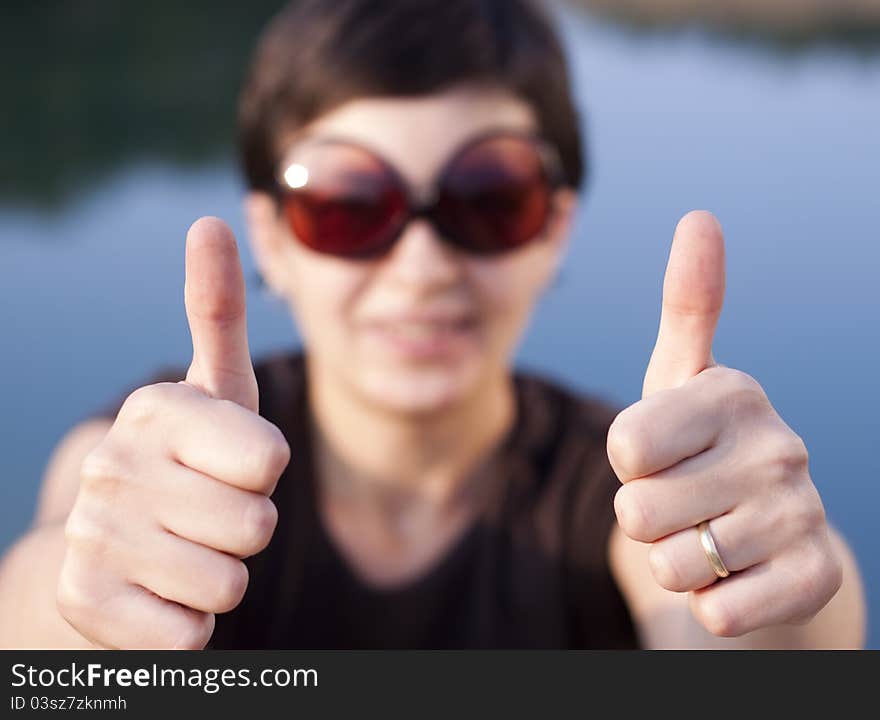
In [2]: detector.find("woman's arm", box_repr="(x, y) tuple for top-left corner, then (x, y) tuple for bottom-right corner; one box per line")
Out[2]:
(608, 523), (866, 649)
(0, 418), (111, 648)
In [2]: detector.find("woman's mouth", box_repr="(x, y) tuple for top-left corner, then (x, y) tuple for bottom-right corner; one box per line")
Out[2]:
(362, 315), (480, 361)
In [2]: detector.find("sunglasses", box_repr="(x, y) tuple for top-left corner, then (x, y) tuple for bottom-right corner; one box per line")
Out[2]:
(274, 130), (565, 259)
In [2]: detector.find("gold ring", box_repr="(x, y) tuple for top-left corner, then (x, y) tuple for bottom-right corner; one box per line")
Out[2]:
(697, 520), (730, 579)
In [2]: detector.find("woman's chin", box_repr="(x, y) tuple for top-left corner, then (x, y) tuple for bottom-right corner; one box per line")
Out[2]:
(357, 360), (483, 417)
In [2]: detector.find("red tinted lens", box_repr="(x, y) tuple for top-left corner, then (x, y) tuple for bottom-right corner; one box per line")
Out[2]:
(280, 143), (407, 259)
(434, 135), (554, 254)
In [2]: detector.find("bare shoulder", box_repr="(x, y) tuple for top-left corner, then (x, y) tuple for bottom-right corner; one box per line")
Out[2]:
(34, 418), (114, 528)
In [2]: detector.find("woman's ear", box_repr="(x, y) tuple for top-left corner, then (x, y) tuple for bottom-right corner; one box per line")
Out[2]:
(540, 187), (578, 290)
(547, 188), (578, 250)
(243, 191), (286, 295)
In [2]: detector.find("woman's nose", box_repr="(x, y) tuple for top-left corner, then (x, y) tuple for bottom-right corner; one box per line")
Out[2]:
(381, 218), (462, 291)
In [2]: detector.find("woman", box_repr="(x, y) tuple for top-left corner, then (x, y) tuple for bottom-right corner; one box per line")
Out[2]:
(0, 0), (866, 648)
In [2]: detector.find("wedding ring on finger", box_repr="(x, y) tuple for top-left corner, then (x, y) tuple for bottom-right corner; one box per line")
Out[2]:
(697, 520), (730, 579)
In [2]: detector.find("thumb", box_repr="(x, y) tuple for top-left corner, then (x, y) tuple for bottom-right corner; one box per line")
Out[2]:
(183, 216), (259, 412)
(642, 210), (725, 399)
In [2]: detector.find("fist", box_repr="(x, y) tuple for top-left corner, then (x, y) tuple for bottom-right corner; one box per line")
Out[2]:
(609, 211), (842, 637)
(57, 218), (290, 649)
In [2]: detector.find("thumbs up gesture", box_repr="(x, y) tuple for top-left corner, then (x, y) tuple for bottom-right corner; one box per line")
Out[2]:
(57, 218), (290, 649)
(608, 211), (842, 637)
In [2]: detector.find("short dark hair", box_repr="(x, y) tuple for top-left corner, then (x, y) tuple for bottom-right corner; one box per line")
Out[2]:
(237, 0), (585, 194)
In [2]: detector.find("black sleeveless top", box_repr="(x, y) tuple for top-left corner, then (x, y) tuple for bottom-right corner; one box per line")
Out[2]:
(116, 350), (638, 649)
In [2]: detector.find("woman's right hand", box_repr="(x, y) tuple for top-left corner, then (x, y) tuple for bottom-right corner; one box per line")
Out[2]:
(56, 218), (290, 649)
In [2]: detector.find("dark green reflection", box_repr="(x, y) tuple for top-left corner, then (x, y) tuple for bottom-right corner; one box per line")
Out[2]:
(0, 0), (286, 208)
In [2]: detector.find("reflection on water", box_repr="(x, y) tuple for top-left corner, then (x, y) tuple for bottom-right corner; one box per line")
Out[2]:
(576, 0), (880, 48)
(0, 0), (287, 207)
(1, 4), (878, 646)
(4, 0), (878, 209)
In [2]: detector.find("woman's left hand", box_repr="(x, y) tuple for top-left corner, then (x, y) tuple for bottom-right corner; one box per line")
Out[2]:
(607, 211), (843, 637)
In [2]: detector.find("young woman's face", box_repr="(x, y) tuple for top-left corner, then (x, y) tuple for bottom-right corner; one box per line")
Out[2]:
(246, 85), (577, 415)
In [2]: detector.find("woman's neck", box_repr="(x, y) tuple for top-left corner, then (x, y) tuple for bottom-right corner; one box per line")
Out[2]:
(306, 361), (516, 515)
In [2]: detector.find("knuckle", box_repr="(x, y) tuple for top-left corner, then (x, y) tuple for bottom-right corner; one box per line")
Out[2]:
(212, 560), (249, 613)
(79, 446), (128, 499)
(244, 424), (291, 492)
(56, 564), (89, 622)
(721, 367), (764, 400)
(766, 432), (811, 486)
(607, 413), (652, 480)
(793, 544), (842, 610)
(264, 424), (292, 478)
(717, 368), (767, 416)
(63, 506), (111, 557)
(692, 592), (741, 637)
(648, 543), (685, 592)
(779, 433), (810, 472)
(117, 384), (170, 427)
(785, 490), (827, 537)
(171, 613), (215, 650)
(614, 484), (655, 542)
(62, 510), (87, 546)
(240, 496), (278, 556)
(56, 555), (109, 634)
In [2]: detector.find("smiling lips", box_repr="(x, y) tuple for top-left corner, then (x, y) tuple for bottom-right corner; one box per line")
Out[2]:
(362, 313), (479, 360)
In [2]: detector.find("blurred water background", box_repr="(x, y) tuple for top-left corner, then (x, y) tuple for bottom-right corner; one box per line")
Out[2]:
(1, 1), (878, 646)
